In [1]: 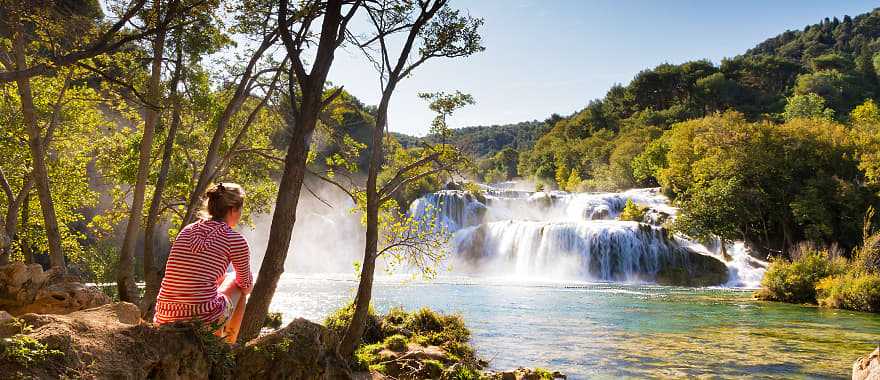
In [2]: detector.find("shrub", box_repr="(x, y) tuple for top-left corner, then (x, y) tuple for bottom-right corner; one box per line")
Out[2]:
(755, 246), (847, 303)
(383, 334), (408, 352)
(618, 199), (647, 222)
(817, 272), (880, 312)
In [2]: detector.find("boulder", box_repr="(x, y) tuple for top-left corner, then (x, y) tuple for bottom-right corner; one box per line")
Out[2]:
(854, 347), (880, 380)
(0, 302), (353, 379)
(0, 263), (109, 316)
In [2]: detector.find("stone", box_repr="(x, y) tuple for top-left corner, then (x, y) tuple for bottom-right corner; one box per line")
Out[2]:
(0, 264), (110, 316)
(854, 347), (880, 380)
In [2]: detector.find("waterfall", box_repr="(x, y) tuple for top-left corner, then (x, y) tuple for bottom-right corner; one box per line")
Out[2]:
(408, 185), (767, 287)
(408, 190), (487, 230)
(453, 220), (686, 281)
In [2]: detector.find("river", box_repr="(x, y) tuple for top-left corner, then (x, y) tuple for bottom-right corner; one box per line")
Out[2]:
(249, 184), (877, 378)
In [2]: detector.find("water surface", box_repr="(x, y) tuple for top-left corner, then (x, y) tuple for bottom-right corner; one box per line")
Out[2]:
(269, 274), (879, 379)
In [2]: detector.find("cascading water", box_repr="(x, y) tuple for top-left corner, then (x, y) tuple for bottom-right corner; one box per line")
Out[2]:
(409, 184), (767, 287)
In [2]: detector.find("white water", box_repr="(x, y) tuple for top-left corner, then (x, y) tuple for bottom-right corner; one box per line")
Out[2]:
(410, 185), (767, 288)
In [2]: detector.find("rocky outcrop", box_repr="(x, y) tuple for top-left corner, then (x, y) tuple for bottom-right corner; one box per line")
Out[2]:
(0, 302), (352, 379)
(0, 263), (110, 316)
(854, 347), (880, 380)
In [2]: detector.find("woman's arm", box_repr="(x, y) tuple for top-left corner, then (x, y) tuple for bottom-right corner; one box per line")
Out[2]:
(227, 232), (254, 292)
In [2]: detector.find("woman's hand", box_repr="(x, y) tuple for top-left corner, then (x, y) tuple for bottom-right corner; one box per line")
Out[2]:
(239, 281), (254, 296)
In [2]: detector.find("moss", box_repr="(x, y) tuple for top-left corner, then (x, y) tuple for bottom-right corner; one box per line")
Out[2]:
(263, 312), (283, 330)
(383, 334), (408, 352)
(324, 302), (383, 344)
(353, 343), (384, 371)
(422, 359), (445, 377)
(445, 364), (482, 380)
(534, 367), (555, 380)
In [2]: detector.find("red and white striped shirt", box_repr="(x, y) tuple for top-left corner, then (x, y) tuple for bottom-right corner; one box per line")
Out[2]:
(154, 219), (253, 325)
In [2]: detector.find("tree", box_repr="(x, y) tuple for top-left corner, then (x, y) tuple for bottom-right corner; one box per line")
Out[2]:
(783, 93), (835, 121)
(237, 0), (363, 343)
(0, 68), (106, 267)
(335, 0), (483, 358)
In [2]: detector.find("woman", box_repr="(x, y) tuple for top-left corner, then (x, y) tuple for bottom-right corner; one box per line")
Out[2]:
(154, 182), (253, 343)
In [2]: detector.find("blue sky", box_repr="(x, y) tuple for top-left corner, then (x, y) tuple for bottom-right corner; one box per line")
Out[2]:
(327, 0), (879, 137)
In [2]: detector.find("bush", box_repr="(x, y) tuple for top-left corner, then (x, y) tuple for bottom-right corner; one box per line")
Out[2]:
(618, 199), (647, 222)
(817, 273), (880, 312)
(755, 246), (847, 303)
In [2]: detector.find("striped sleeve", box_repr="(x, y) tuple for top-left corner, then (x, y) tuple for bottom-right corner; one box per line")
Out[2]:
(227, 231), (253, 289)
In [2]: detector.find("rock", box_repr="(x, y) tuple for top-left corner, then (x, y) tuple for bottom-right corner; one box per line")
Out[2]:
(234, 317), (352, 379)
(0, 310), (11, 323)
(0, 303), (353, 379)
(488, 368), (566, 380)
(656, 248), (729, 287)
(854, 347), (880, 380)
(0, 263), (110, 316)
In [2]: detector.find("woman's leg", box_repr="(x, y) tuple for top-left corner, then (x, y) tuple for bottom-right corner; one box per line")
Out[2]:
(217, 272), (248, 343)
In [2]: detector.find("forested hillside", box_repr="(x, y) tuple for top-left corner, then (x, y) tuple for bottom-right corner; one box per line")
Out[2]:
(503, 8), (880, 258)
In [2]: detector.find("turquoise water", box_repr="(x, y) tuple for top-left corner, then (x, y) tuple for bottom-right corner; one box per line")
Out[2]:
(268, 275), (880, 379)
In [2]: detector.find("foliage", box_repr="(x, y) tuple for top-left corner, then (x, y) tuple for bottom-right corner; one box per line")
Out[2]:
(618, 199), (647, 222)
(0, 320), (63, 368)
(816, 272), (880, 312)
(755, 245), (847, 303)
(782, 93), (835, 121)
(651, 111), (874, 253)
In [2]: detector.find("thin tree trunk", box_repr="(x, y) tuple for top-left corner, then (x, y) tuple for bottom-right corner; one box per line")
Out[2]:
(180, 32), (278, 227)
(339, 99), (388, 358)
(117, 4), (167, 302)
(12, 25), (65, 269)
(20, 189), (32, 265)
(140, 42), (184, 316)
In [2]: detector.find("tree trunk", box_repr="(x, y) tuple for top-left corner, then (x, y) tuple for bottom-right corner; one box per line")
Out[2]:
(117, 9), (167, 303)
(140, 44), (184, 316)
(236, 116), (312, 342)
(12, 25), (65, 269)
(339, 195), (379, 358)
(236, 0), (349, 343)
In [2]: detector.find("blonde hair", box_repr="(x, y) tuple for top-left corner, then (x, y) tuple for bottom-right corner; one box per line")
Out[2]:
(200, 182), (245, 220)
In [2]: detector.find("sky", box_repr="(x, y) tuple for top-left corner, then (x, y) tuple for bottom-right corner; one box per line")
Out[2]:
(326, 0), (879, 137)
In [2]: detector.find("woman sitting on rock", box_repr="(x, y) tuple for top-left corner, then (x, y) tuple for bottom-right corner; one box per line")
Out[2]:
(154, 182), (253, 343)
